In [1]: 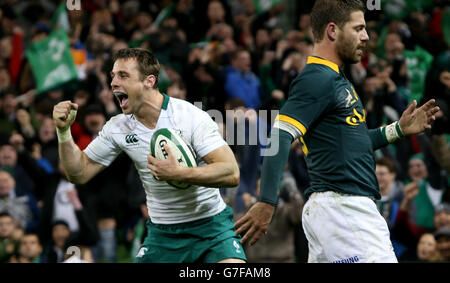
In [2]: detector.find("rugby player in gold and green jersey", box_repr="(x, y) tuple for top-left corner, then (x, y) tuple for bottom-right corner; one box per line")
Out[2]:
(277, 56), (389, 200)
(235, 0), (440, 263)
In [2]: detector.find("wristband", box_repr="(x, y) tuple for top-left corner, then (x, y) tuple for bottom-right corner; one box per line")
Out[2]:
(395, 121), (404, 137)
(56, 127), (73, 143)
(382, 121), (404, 143)
(56, 109), (77, 143)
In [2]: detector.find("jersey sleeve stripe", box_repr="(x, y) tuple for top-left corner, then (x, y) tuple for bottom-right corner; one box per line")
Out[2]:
(276, 114), (307, 135)
(300, 137), (309, 156)
(273, 120), (302, 140)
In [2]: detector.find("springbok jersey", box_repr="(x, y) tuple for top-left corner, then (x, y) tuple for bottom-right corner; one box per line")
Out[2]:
(84, 94), (227, 224)
(274, 56), (384, 200)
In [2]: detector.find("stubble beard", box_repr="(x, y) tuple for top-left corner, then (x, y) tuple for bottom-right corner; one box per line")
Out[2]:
(335, 34), (362, 65)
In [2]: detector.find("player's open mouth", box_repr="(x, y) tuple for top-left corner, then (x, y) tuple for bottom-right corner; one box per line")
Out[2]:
(114, 92), (129, 108)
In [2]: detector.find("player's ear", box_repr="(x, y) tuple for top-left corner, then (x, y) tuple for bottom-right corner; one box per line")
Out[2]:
(144, 75), (156, 89)
(326, 23), (338, 41)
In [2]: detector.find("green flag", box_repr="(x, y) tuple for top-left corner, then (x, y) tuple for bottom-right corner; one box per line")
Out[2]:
(25, 29), (78, 94)
(253, 0), (286, 15)
(403, 45), (434, 103)
(153, 3), (175, 29)
(51, 3), (70, 32)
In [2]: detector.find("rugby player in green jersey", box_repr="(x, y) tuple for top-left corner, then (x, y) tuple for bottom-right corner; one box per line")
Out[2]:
(235, 0), (439, 263)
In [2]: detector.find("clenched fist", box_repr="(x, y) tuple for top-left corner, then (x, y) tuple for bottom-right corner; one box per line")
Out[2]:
(53, 101), (79, 130)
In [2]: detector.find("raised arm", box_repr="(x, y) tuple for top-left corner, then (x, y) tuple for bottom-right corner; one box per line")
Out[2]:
(53, 101), (106, 184)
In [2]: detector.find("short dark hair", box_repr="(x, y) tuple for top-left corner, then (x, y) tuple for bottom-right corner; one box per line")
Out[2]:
(52, 219), (69, 230)
(0, 211), (12, 219)
(230, 48), (249, 61)
(112, 48), (160, 89)
(83, 104), (105, 117)
(311, 0), (365, 43)
(376, 157), (396, 173)
(22, 232), (40, 240)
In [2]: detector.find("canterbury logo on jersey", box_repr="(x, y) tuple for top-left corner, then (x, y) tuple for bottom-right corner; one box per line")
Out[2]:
(125, 134), (139, 144)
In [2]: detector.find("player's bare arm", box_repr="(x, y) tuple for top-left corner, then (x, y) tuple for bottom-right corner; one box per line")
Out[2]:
(53, 100), (106, 184)
(147, 144), (239, 188)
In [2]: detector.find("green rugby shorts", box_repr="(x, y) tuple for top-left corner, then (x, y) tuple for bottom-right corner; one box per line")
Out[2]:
(134, 205), (247, 263)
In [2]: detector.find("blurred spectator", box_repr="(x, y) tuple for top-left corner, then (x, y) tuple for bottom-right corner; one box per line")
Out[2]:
(394, 188), (450, 261)
(406, 154), (444, 229)
(251, 28), (271, 73)
(297, 13), (313, 40)
(0, 212), (21, 263)
(166, 78), (187, 100)
(0, 170), (39, 232)
(424, 51), (450, 136)
(15, 108), (35, 140)
(41, 220), (71, 263)
(362, 68), (406, 129)
(40, 199), (98, 264)
(71, 104), (106, 150)
(278, 52), (306, 97)
(198, 0), (231, 42)
(434, 227), (450, 261)
(224, 48), (264, 110)
(243, 175), (303, 263)
(384, 32), (405, 61)
(9, 232), (42, 263)
(416, 233), (443, 262)
(185, 41), (227, 111)
(0, 143), (36, 195)
(35, 117), (59, 172)
(375, 157), (403, 228)
(431, 134), (450, 175)
(0, 67), (11, 93)
(0, 89), (18, 139)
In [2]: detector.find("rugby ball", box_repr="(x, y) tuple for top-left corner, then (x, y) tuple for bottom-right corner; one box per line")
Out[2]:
(150, 128), (197, 189)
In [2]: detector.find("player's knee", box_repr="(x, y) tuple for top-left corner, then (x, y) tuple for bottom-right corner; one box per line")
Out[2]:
(217, 258), (246, 263)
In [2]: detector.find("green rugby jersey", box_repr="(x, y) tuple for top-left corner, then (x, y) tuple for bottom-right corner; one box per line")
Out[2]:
(274, 56), (386, 200)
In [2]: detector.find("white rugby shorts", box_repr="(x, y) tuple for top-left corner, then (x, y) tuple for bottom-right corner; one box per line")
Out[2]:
(302, 191), (398, 263)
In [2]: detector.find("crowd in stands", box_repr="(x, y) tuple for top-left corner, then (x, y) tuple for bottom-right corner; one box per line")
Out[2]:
(0, 0), (449, 263)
